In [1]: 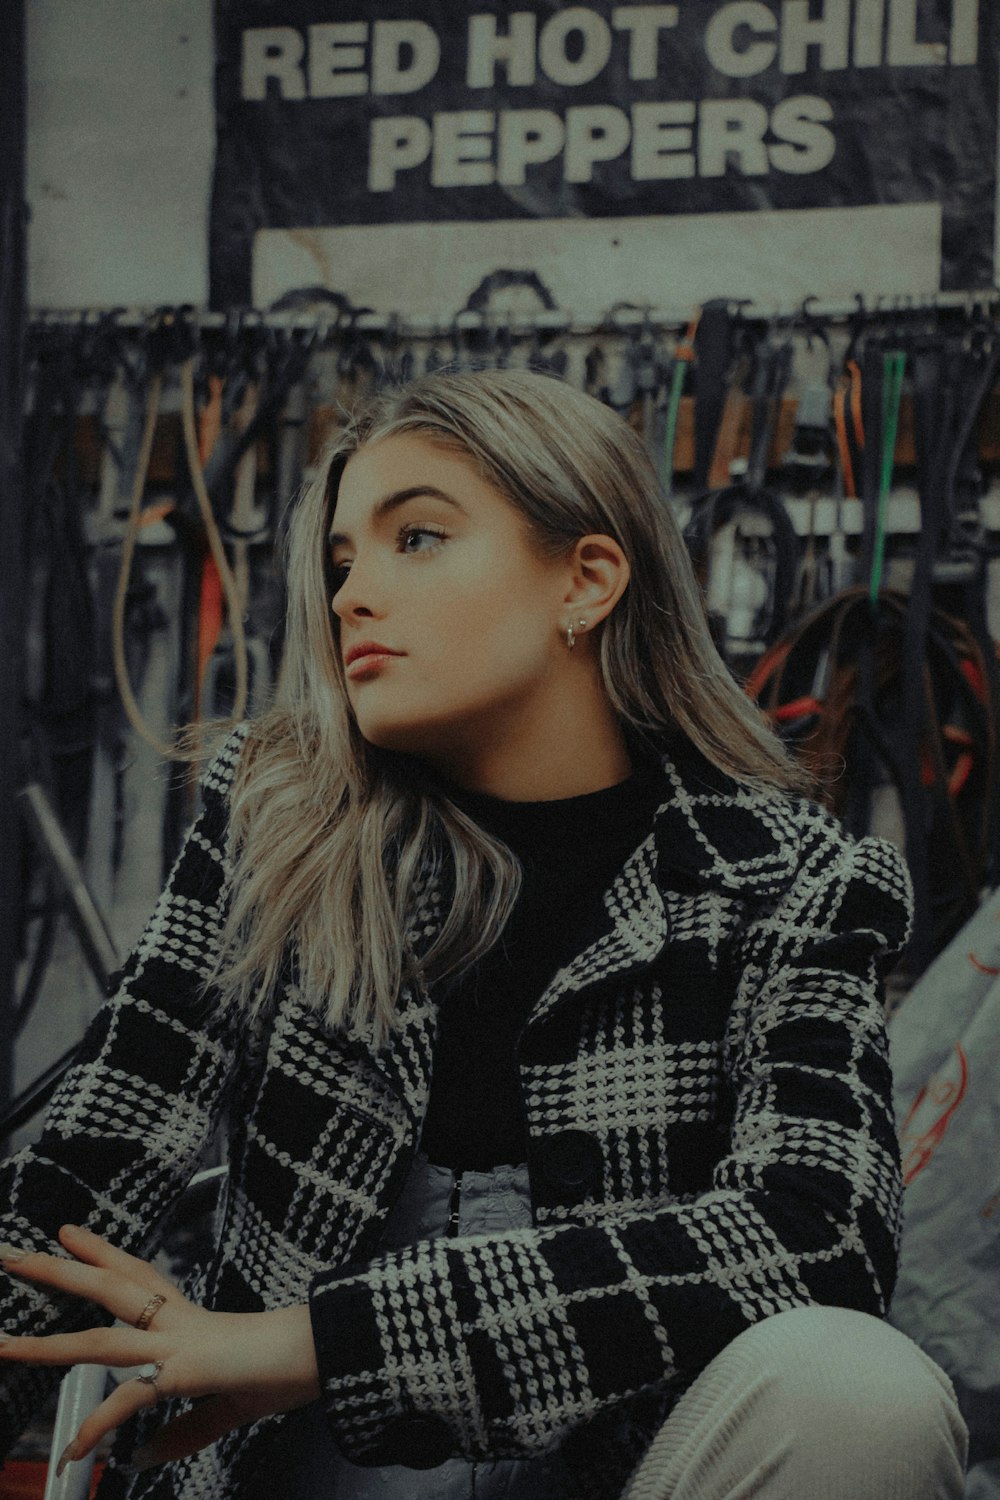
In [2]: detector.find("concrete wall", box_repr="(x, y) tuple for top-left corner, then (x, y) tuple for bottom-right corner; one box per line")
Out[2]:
(27, 0), (213, 307)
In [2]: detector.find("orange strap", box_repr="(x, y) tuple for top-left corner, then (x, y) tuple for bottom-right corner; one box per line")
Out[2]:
(193, 375), (227, 720)
(676, 311), (701, 364)
(199, 374), (224, 465)
(848, 358), (864, 447)
(833, 382), (857, 499)
(707, 383), (749, 490)
(833, 358), (864, 501)
(138, 498), (175, 528)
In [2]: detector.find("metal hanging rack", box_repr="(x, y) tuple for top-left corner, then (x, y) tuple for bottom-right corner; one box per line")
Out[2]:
(25, 288), (1000, 337)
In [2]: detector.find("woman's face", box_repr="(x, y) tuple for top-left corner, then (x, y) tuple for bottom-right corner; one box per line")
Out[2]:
(329, 432), (581, 772)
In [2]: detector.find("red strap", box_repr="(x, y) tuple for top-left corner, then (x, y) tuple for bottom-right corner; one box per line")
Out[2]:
(193, 375), (227, 719)
(195, 554), (224, 719)
(771, 695), (822, 723)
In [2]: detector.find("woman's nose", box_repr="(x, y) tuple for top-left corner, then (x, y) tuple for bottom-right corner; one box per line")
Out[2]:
(330, 559), (384, 624)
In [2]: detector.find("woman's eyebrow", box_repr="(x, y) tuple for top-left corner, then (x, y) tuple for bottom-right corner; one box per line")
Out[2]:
(328, 486), (468, 547)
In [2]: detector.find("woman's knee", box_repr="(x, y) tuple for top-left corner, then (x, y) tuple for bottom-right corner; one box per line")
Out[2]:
(624, 1306), (968, 1500)
(732, 1305), (968, 1469)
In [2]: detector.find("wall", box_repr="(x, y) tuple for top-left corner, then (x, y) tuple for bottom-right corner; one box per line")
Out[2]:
(26, 0), (1000, 311)
(27, 0), (213, 307)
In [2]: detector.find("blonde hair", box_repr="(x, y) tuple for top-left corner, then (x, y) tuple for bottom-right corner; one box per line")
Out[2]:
(213, 367), (810, 1045)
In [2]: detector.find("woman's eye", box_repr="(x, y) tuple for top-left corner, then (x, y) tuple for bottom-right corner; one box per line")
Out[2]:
(329, 526), (446, 589)
(398, 524), (447, 554)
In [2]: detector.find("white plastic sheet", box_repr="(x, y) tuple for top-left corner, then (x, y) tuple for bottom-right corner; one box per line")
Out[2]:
(889, 887), (1000, 1498)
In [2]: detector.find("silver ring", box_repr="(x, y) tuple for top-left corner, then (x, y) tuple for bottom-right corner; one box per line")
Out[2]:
(135, 1293), (167, 1331)
(134, 1360), (164, 1403)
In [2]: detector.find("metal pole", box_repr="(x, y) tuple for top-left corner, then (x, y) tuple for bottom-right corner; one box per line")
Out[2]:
(18, 784), (119, 994)
(0, 0), (28, 1115)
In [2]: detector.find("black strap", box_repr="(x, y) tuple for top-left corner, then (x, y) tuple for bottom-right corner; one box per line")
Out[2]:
(691, 300), (735, 489)
(199, 333), (315, 523)
(746, 337), (793, 492)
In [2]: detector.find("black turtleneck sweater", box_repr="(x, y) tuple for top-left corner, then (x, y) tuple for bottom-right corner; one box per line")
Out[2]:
(419, 760), (667, 1173)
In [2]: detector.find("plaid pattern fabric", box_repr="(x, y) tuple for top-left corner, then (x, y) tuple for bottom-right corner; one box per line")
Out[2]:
(0, 728), (912, 1499)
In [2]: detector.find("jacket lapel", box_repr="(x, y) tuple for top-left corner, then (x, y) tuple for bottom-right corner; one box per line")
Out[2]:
(649, 739), (805, 901)
(525, 832), (669, 1029)
(347, 740), (806, 1079)
(524, 739), (806, 1031)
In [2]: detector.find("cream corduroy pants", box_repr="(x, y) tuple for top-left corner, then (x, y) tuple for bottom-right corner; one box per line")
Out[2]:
(622, 1302), (968, 1500)
(257, 1157), (968, 1499)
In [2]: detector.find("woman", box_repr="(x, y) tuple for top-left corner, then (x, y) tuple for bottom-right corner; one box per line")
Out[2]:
(0, 368), (967, 1499)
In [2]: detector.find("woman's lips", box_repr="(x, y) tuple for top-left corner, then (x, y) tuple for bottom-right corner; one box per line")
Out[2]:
(345, 652), (401, 680)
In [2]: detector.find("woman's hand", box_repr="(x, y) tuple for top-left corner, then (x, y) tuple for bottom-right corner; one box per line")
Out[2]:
(0, 1224), (321, 1475)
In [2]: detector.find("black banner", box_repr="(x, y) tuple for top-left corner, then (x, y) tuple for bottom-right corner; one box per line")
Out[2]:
(210, 0), (999, 309)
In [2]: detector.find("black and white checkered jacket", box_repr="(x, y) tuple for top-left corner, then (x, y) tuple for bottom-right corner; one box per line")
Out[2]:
(0, 725), (912, 1499)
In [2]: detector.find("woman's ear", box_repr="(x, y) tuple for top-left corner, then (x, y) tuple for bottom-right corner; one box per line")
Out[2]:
(562, 534), (631, 625)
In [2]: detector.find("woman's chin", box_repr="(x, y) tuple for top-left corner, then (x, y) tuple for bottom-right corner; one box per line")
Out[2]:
(360, 719), (475, 778)
(356, 717), (438, 756)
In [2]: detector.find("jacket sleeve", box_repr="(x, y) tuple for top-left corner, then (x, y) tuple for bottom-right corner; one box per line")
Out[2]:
(0, 727), (247, 1457)
(308, 818), (913, 1466)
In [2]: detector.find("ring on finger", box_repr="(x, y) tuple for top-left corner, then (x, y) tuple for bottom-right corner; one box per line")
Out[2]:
(135, 1293), (167, 1331)
(134, 1360), (164, 1404)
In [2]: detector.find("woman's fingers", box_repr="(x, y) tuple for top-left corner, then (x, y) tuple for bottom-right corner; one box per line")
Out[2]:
(57, 1225), (173, 1290)
(2, 1300), (321, 1475)
(1, 1255), (150, 1326)
(58, 1224), (176, 1302)
(0, 1326), (166, 1368)
(63, 1390), (262, 1477)
(0, 1227), (176, 1327)
(57, 1368), (160, 1475)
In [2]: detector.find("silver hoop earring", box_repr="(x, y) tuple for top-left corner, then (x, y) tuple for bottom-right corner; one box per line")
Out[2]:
(565, 617), (587, 650)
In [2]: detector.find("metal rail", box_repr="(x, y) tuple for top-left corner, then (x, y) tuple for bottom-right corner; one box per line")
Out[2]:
(25, 288), (997, 337)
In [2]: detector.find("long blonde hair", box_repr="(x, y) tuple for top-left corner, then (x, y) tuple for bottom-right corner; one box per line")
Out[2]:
(213, 367), (810, 1045)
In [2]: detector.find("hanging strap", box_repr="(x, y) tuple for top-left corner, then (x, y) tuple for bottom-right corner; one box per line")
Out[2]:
(867, 349), (905, 605)
(660, 311), (699, 500)
(832, 359), (862, 499)
(691, 300), (735, 489)
(110, 323), (248, 758)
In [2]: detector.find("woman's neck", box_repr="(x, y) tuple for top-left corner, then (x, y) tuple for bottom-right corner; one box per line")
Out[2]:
(419, 694), (634, 803)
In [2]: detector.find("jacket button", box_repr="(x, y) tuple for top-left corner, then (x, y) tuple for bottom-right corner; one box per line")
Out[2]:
(537, 1129), (603, 1199)
(366, 1412), (454, 1469)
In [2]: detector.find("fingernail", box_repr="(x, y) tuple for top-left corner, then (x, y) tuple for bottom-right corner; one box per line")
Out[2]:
(57, 1440), (81, 1478)
(0, 1244), (29, 1263)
